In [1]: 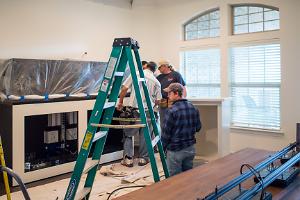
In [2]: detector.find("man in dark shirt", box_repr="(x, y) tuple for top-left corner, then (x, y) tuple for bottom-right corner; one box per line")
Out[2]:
(156, 60), (186, 132)
(162, 83), (201, 176)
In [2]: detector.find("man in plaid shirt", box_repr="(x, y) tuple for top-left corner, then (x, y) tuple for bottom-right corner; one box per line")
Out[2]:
(162, 83), (201, 176)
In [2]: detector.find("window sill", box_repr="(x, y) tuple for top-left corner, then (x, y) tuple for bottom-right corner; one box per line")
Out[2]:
(230, 126), (284, 136)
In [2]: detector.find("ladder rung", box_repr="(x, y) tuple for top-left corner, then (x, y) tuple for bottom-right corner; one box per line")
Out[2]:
(83, 159), (99, 174)
(112, 117), (141, 122)
(152, 136), (160, 147)
(93, 131), (107, 142)
(138, 78), (145, 82)
(104, 102), (116, 109)
(75, 187), (91, 200)
(114, 72), (124, 76)
(112, 117), (151, 122)
(90, 123), (146, 129)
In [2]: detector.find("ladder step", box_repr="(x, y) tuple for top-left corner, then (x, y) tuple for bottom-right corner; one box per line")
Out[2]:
(75, 187), (91, 200)
(83, 159), (99, 174)
(90, 123), (146, 129)
(114, 72), (124, 76)
(104, 102), (116, 109)
(112, 117), (141, 122)
(152, 136), (160, 147)
(93, 131), (107, 142)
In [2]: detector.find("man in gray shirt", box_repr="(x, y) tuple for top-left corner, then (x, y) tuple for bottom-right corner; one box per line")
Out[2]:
(117, 61), (162, 167)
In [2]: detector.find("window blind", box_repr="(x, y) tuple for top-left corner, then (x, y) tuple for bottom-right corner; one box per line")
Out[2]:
(180, 48), (220, 98)
(230, 43), (281, 130)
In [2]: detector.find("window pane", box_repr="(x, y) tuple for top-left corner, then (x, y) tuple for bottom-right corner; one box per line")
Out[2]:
(186, 31), (198, 40)
(210, 28), (219, 37)
(210, 19), (219, 28)
(264, 8), (272, 12)
(234, 24), (248, 34)
(198, 21), (209, 29)
(180, 49), (220, 98)
(265, 10), (279, 21)
(249, 6), (263, 14)
(199, 14), (209, 21)
(230, 44), (281, 130)
(198, 30), (209, 38)
(185, 23), (198, 31)
(234, 6), (248, 16)
(249, 13), (263, 23)
(234, 15), (248, 25)
(264, 20), (280, 31)
(210, 10), (219, 19)
(249, 22), (263, 32)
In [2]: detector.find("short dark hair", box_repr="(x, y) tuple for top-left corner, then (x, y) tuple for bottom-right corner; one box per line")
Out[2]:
(142, 61), (148, 66)
(147, 61), (157, 73)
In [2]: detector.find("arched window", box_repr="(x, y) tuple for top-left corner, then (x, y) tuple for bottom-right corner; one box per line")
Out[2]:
(232, 5), (280, 34)
(184, 9), (220, 40)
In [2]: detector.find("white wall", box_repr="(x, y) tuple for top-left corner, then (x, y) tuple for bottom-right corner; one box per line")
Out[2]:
(156, 0), (300, 152)
(0, 0), (160, 61)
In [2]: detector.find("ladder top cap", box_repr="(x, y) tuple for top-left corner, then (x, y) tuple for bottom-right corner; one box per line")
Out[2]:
(113, 37), (140, 49)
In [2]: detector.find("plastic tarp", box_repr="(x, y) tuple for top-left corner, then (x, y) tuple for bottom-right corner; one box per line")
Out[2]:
(0, 58), (109, 101)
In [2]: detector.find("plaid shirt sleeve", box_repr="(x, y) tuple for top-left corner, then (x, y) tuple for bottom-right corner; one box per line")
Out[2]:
(161, 109), (174, 150)
(196, 109), (202, 132)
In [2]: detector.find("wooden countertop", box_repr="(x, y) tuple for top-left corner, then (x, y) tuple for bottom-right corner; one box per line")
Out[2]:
(115, 148), (300, 200)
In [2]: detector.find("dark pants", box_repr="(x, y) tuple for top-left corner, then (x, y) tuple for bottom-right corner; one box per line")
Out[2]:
(166, 145), (196, 176)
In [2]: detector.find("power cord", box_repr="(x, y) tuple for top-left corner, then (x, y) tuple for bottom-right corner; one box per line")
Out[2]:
(106, 185), (146, 200)
(240, 164), (265, 200)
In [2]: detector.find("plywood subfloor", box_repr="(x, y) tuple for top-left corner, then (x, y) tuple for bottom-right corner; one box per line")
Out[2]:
(0, 158), (165, 200)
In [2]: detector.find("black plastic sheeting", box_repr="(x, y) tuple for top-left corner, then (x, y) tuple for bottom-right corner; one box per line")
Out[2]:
(0, 58), (109, 101)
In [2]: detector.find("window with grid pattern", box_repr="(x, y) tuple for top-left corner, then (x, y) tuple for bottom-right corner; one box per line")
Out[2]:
(184, 9), (220, 40)
(180, 48), (220, 98)
(233, 5), (280, 34)
(230, 44), (281, 130)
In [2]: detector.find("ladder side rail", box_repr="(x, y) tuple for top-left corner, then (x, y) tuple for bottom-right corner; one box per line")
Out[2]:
(84, 47), (129, 192)
(125, 47), (160, 182)
(133, 49), (170, 178)
(64, 47), (123, 200)
(89, 47), (123, 125)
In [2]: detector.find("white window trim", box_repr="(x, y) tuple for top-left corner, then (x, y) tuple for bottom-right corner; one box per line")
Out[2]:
(231, 126), (284, 136)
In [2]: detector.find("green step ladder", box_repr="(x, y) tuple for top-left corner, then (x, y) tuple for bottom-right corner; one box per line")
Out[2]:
(64, 37), (170, 200)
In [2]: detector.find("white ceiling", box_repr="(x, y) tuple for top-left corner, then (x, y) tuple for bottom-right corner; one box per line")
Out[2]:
(87, 0), (197, 8)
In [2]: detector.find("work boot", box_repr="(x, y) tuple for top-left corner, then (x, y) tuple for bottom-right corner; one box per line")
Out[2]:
(138, 158), (149, 166)
(121, 156), (133, 167)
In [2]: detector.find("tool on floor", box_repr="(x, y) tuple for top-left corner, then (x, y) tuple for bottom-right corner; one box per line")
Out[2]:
(0, 135), (11, 200)
(64, 37), (169, 200)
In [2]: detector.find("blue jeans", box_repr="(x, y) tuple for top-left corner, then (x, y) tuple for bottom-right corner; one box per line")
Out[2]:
(123, 111), (155, 159)
(166, 145), (196, 176)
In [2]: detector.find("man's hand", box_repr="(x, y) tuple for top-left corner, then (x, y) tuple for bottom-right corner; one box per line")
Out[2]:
(117, 102), (123, 111)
